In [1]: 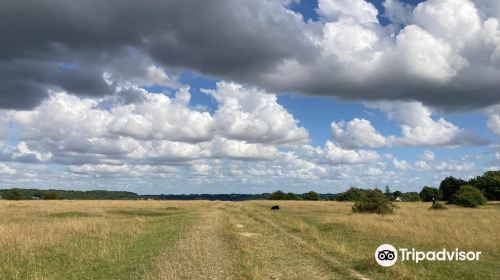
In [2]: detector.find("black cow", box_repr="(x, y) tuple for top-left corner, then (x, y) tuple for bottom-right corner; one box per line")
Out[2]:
(271, 205), (280, 211)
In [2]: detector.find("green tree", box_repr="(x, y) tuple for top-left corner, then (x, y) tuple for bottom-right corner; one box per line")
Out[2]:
(469, 170), (500, 200)
(439, 176), (466, 201)
(268, 190), (287, 200)
(42, 191), (60, 200)
(286, 192), (300, 200)
(419, 186), (443, 202)
(336, 187), (366, 201)
(384, 186), (392, 200)
(303, 191), (319, 201)
(401, 192), (420, 202)
(352, 189), (394, 214)
(451, 185), (488, 208)
(5, 189), (23, 200)
(393, 190), (402, 198)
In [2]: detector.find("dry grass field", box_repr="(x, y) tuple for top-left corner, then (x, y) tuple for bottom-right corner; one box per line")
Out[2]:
(0, 200), (498, 279)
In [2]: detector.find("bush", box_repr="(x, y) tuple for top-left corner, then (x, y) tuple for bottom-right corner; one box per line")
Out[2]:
(439, 176), (466, 201)
(419, 186), (443, 202)
(400, 192), (420, 202)
(42, 191), (60, 200)
(469, 170), (500, 200)
(451, 185), (487, 208)
(336, 187), (366, 201)
(352, 189), (394, 214)
(5, 189), (23, 200)
(268, 190), (287, 200)
(430, 201), (446, 210)
(303, 191), (320, 201)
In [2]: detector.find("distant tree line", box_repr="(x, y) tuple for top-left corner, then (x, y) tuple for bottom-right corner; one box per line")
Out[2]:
(1, 170), (497, 205)
(0, 188), (139, 200)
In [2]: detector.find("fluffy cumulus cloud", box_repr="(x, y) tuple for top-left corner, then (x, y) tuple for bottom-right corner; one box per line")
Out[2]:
(332, 102), (488, 149)
(0, 0), (498, 193)
(2, 81), (309, 165)
(203, 82), (309, 145)
(331, 118), (388, 148)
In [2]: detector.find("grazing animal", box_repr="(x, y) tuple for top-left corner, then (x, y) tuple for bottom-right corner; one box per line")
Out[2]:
(271, 205), (280, 211)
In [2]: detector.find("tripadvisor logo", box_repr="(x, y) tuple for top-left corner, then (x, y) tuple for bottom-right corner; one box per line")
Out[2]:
(375, 244), (398, 267)
(375, 244), (481, 267)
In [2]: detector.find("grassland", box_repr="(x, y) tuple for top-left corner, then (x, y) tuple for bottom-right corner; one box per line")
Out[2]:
(0, 200), (498, 279)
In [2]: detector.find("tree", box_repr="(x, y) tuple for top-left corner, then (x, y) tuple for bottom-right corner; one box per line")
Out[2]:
(286, 192), (300, 200)
(401, 192), (420, 202)
(439, 176), (466, 201)
(451, 185), (487, 208)
(393, 190), (402, 198)
(303, 191), (319, 201)
(42, 191), (60, 200)
(419, 186), (443, 202)
(352, 189), (394, 214)
(384, 186), (392, 200)
(336, 187), (366, 201)
(268, 190), (288, 200)
(469, 170), (500, 200)
(5, 188), (23, 200)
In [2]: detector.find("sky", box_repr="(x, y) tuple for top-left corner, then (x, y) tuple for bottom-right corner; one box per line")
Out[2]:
(0, 0), (499, 194)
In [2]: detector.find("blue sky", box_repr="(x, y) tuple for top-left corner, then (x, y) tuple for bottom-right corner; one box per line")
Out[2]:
(0, 0), (499, 194)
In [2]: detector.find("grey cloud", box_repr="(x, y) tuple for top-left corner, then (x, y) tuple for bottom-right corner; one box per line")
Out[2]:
(0, 0), (313, 109)
(1, 0), (500, 111)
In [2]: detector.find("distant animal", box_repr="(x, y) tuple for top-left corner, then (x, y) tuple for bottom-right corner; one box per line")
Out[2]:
(271, 205), (280, 211)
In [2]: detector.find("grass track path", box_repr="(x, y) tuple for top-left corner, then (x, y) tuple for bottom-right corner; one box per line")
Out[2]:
(226, 203), (368, 280)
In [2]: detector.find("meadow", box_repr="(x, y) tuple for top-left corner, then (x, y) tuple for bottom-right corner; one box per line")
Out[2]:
(0, 200), (498, 279)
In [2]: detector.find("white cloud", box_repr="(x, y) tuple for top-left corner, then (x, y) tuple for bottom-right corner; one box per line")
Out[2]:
(0, 163), (16, 175)
(413, 0), (481, 47)
(370, 101), (487, 147)
(395, 25), (467, 81)
(418, 150), (436, 161)
(435, 160), (475, 172)
(486, 104), (500, 136)
(306, 141), (380, 165)
(330, 102), (486, 149)
(3, 82), (309, 166)
(203, 82), (308, 145)
(331, 118), (388, 148)
(317, 0), (379, 24)
(383, 0), (413, 25)
(414, 160), (432, 171)
(11, 142), (52, 162)
(393, 158), (411, 170)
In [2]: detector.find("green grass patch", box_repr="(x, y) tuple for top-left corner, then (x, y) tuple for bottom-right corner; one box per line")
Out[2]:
(108, 209), (180, 217)
(48, 211), (96, 218)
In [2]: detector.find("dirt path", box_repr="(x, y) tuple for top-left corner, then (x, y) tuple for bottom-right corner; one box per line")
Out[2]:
(145, 203), (237, 280)
(236, 204), (371, 280)
(226, 204), (366, 280)
(146, 202), (370, 280)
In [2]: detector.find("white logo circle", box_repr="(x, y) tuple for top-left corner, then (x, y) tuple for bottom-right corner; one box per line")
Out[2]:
(375, 244), (398, 267)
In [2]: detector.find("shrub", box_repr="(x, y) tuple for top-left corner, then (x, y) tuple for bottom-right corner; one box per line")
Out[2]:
(439, 176), (466, 201)
(336, 187), (366, 201)
(42, 191), (60, 200)
(5, 189), (23, 200)
(352, 189), (394, 214)
(430, 201), (446, 210)
(400, 192), (420, 202)
(419, 186), (443, 202)
(451, 185), (487, 208)
(469, 170), (500, 200)
(303, 191), (320, 201)
(268, 190), (287, 200)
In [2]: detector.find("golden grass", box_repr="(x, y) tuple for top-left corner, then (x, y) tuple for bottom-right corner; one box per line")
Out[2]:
(1, 200), (498, 280)
(244, 201), (500, 280)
